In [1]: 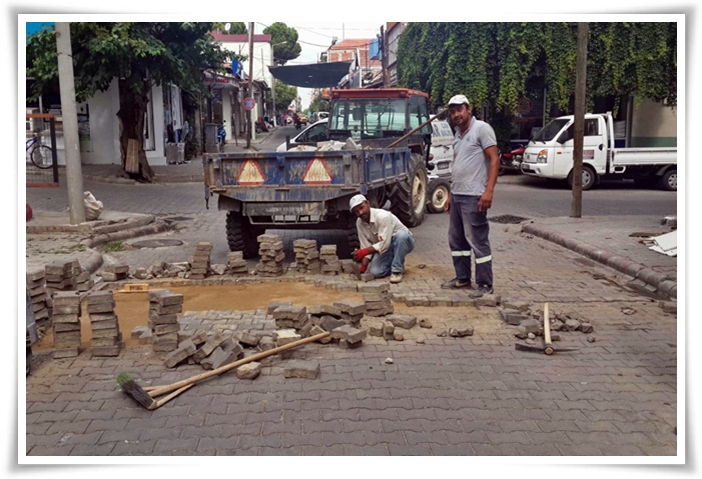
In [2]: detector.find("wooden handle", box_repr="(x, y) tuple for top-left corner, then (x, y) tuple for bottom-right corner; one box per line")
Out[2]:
(387, 109), (448, 148)
(148, 331), (331, 398)
(148, 383), (194, 410)
(543, 302), (553, 355)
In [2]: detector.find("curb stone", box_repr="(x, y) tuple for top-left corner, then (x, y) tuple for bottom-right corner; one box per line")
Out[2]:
(522, 223), (675, 300)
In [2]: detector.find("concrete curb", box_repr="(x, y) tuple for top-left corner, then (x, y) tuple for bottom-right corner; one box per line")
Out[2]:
(83, 220), (171, 249)
(27, 214), (155, 235)
(522, 222), (676, 300)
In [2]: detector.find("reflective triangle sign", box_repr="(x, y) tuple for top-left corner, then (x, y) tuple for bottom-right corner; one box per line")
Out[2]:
(302, 158), (333, 184)
(237, 160), (266, 185)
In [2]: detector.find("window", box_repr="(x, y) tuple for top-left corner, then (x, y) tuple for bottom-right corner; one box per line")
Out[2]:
(408, 95), (431, 134)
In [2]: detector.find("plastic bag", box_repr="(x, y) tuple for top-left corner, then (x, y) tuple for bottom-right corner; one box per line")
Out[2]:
(84, 191), (103, 221)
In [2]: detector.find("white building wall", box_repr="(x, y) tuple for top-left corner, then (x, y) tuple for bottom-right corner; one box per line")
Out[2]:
(146, 84), (167, 165)
(82, 78), (121, 164)
(631, 98), (677, 138)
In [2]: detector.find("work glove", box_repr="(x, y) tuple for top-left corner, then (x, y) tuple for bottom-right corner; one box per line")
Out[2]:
(359, 264), (367, 274)
(353, 248), (371, 262)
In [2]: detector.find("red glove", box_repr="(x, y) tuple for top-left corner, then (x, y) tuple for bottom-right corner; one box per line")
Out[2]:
(359, 264), (367, 274)
(353, 248), (370, 262)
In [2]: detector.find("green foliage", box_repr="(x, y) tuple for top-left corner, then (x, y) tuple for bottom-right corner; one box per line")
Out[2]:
(212, 22), (247, 34)
(274, 80), (297, 111)
(26, 22), (236, 103)
(397, 22), (677, 116)
(263, 22), (302, 65)
(309, 95), (330, 113)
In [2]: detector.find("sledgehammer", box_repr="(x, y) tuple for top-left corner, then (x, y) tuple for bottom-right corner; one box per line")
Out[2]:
(514, 302), (578, 355)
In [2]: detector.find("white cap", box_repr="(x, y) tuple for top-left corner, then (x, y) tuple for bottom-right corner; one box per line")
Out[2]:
(448, 94), (470, 106)
(349, 194), (367, 211)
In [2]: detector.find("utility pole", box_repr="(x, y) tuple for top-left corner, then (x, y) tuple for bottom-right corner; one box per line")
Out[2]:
(55, 22), (85, 224)
(570, 22), (588, 218)
(380, 25), (388, 87)
(246, 22), (255, 148)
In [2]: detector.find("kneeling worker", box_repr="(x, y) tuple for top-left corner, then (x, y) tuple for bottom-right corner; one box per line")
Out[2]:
(349, 194), (415, 284)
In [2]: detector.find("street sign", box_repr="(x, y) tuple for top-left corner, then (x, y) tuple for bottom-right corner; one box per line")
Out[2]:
(243, 97), (256, 111)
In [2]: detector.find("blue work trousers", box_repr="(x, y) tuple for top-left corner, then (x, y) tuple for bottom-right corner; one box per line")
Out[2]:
(448, 194), (493, 286)
(368, 230), (415, 277)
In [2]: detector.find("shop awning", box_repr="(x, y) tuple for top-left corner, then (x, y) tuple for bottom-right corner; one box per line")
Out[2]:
(267, 61), (353, 88)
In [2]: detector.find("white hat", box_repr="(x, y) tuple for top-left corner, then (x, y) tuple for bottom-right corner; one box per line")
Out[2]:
(349, 194), (367, 211)
(448, 94), (470, 106)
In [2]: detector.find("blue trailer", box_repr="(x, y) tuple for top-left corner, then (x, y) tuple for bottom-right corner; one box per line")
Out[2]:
(203, 88), (433, 258)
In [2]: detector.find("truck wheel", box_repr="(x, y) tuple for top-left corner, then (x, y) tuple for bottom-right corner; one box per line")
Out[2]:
(226, 212), (260, 258)
(342, 211), (360, 259)
(387, 153), (428, 227)
(659, 169), (677, 191)
(426, 178), (451, 214)
(567, 165), (596, 191)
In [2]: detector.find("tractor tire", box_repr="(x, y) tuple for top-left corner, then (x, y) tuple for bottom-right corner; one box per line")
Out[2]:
(387, 153), (428, 227)
(339, 211), (360, 259)
(226, 212), (261, 259)
(426, 178), (451, 214)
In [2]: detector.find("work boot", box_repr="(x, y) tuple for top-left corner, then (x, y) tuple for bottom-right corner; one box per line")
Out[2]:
(389, 272), (403, 284)
(441, 278), (472, 289)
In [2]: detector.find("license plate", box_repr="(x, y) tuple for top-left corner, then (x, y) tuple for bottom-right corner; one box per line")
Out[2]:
(438, 163), (449, 170)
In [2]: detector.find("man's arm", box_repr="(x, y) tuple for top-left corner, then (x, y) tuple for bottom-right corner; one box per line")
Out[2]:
(479, 145), (500, 212)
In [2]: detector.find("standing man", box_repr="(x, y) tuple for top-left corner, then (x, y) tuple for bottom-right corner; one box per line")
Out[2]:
(441, 95), (500, 297)
(349, 194), (415, 284)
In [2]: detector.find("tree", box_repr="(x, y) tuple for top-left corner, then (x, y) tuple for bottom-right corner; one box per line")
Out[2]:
(212, 22), (247, 34)
(263, 22), (302, 65)
(397, 22), (677, 116)
(26, 22), (236, 182)
(274, 81), (297, 112)
(309, 94), (330, 113)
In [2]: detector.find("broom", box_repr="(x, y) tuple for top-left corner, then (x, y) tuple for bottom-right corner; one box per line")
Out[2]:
(117, 331), (330, 409)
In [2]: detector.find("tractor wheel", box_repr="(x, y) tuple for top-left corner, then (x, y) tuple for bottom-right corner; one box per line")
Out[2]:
(387, 153), (428, 227)
(225, 212), (261, 259)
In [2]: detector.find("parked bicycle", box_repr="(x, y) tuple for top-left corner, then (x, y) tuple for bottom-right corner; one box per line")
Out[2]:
(26, 130), (54, 169)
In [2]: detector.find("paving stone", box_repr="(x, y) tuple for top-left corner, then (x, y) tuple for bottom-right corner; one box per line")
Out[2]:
(500, 309), (529, 326)
(192, 332), (229, 363)
(236, 362), (262, 379)
(274, 329), (302, 346)
(164, 339), (197, 368)
(476, 294), (501, 307)
(284, 360), (320, 379)
(201, 346), (240, 371)
(519, 318), (541, 334)
(449, 326), (474, 337)
(580, 322), (594, 334)
(386, 314), (417, 329)
(339, 339), (364, 349)
(235, 331), (261, 347)
(309, 325), (332, 344)
(315, 315), (346, 332)
(330, 325), (367, 344)
(383, 321), (395, 340)
(148, 290), (184, 306)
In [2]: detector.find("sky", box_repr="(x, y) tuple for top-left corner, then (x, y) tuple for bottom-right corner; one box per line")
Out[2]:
(254, 22), (382, 110)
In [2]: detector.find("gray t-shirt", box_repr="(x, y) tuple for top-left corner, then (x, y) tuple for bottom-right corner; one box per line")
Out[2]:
(450, 117), (497, 196)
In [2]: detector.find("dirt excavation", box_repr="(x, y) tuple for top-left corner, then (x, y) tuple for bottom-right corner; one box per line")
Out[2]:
(33, 281), (507, 351)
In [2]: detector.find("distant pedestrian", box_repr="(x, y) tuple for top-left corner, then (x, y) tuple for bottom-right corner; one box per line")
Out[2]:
(441, 95), (500, 296)
(349, 194), (414, 284)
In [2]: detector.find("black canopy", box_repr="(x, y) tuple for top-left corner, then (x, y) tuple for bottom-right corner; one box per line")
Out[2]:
(267, 61), (353, 88)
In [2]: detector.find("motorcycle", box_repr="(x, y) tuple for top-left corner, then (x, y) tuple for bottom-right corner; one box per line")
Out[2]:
(499, 143), (525, 175)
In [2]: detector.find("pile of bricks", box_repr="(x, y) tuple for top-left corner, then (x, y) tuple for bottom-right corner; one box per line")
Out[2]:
(319, 245), (341, 275)
(148, 290), (184, 352)
(333, 299), (366, 327)
(270, 303), (314, 338)
(45, 260), (78, 297)
(26, 266), (50, 328)
(189, 242), (212, 280)
(339, 259), (356, 275)
(292, 239), (321, 274)
(226, 251), (248, 275)
(51, 291), (82, 359)
(164, 329), (245, 370)
(256, 234), (285, 277)
(75, 267), (94, 292)
(102, 263), (129, 282)
(86, 290), (123, 357)
(362, 283), (393, 317)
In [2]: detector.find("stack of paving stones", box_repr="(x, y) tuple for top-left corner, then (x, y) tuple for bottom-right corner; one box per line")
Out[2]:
(319, 245), (341, 275)
(163, 330), (245, 370)
(75, 267), (94, 292)
(45, 260), (78, 297)
(148, 290), (184, 352)
(102, 263), (129, 282)
(270, 303), (314, 338)
(339, 259), (356, 275)
(256, 234), (285, 277)
(292, 239), (321, 274)
(362, 282), (393, 317)
(51, 291), (82, 359)
(226, 251), (248, 275)
(333, 299), (366, 327)
(26, 266), (50, 329)
(86, 290), (123, 357)
(189, 242), (213, 280)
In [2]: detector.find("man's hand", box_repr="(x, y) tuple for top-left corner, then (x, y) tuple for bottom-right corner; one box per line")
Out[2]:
(478, 190), (493, 212)
(444, 193), (451, 213)
(353, 248), (371, 262)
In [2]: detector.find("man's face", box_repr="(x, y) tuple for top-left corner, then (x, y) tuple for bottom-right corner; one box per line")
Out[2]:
(449, 104), (471, 130)
(352, 201), (371, 222)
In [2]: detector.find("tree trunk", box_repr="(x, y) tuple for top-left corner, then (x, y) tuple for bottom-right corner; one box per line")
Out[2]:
(117, 78), (155, 182)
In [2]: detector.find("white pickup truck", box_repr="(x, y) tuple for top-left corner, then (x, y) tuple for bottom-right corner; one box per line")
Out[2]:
(520, 112), (677, 190)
